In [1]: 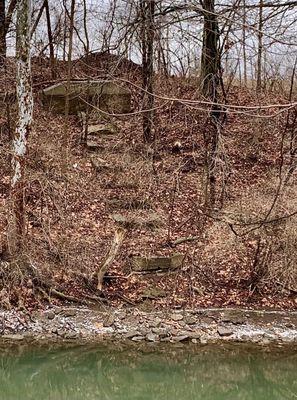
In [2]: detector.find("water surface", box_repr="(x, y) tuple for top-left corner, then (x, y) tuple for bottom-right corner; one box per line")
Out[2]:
(0, 343), (296, 399)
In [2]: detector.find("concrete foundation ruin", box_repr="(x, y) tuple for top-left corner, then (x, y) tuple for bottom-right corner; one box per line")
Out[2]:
(42, 80), (131, 115)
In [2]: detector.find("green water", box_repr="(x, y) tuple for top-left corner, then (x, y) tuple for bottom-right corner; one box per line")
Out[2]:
(0, 343), (296, 400)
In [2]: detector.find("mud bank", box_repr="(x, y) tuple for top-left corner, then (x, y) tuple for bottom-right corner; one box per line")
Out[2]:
(0, 307), (297, 345)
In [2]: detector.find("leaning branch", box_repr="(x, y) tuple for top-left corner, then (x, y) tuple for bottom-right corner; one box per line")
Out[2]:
(96, 229), (125, 291)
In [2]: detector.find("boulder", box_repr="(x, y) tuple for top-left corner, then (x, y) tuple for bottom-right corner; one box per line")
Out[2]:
(130, 253), (184, 272)
(42, 80), (131, 115)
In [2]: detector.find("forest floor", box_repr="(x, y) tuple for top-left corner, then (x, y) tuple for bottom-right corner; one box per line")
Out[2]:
(0, 55), (297, 312)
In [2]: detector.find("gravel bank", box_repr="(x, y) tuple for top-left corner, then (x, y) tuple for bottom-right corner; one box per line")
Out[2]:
(1, 307), (297, 345)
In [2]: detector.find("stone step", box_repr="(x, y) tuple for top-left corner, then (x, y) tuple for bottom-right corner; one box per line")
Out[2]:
(107, 197), (152, 210)
(130, 253), (184, 272)
(86, 141), (105, 151)
(87, 123), (117, 136)
(90, 156), (123, 173)
(102, 181), (139, 190)
(111, 212), (162, 230)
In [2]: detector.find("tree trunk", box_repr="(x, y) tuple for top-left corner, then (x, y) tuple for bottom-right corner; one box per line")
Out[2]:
(44, 0), (56, 79)
(256, 0), (263, 92)
(82, 0), (90, 144)
(0, 0), (5, 66)
(200, 0), (223, 207)
(200, 0), (219, 99)
(141, 0), (155, 143)
(242, 0), (248, 86)
(65, 0), (75, 117)
(10, 0), (33, 255)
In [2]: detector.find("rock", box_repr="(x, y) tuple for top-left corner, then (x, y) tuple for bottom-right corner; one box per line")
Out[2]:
(117, 311), (127, 320)
(200, 337), (208, 345)
(88, 123), (117, 136)
(260, 337), (272, 345)
(2, 334), (24, 341)
(231, 317), (246, 325)
(132, 336), (145, 341)
(188, 332), (201, 339)
(141, 287), (166, 300)
(148, 317), (162, 328)
(201, 316), (215, 325)
(46, 311), (55, 320)
(90, 156), (122, 173)
(184, 315), (197, 325)
(86, 141), (104, 151)
(131, 253), (184, 272)
(172, 335), (189, 342)
(107, 197), (152, 211)
(146, 333), (159, 342)
(42, 80), (131, 115)
(159, 331), (170, 339)
(64, 332), (79, 339)
(220, 311), (246, 325)
(139, 327), (150, 336)
(217, 327), (233, 337)
(192, 338), (198, 344)
(171, 313), (184, 322)
(103, 314), (115, 327)
(56, 329), (67, 337)
(60, 309), (76, 317)
(112, 212), (162, 230)
(124, 331), (141, 339)
(220, 316), (232, 323)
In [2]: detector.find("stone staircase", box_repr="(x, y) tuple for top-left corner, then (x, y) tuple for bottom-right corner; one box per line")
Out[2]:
(78, 110), (184, 273)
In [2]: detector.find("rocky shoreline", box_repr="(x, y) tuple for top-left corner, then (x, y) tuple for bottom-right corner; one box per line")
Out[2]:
(1, 307), (297, 345)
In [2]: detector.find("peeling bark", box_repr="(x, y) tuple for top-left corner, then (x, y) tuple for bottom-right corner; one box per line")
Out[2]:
(10, 0), (33, 254)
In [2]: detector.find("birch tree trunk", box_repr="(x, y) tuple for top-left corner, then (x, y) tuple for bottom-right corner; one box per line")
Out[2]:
(10, 0), (33, 255)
